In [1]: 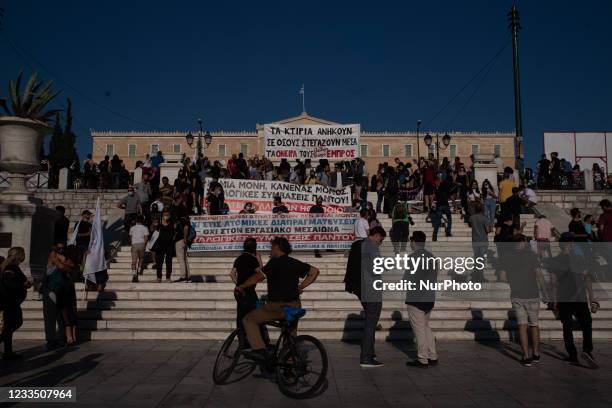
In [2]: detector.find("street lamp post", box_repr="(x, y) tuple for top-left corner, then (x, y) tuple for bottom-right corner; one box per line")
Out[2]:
(186, 118), (213, 159)
(416, 120), (422, 160)
(423, 132), (452, 161)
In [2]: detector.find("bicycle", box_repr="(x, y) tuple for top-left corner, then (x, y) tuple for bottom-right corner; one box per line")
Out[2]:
(213, 305), (328, 399)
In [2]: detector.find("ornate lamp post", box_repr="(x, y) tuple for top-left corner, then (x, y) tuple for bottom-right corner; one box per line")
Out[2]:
(186, 118), (212, 158)
(423, 132), (452, 161)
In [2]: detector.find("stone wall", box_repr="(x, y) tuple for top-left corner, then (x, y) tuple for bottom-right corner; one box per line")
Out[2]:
(536, 190), (612, 215)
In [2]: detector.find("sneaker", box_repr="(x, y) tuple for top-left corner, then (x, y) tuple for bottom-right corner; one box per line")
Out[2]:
(520, 358), (532, 367)
(406, 360), (429, 368)
(175, 277), (188, 282)
(582, 352), (598, 369)
(445, 232), (453, 237)
(531, 354), (541, 363)
(432, 235), (438, 242)
(131, 276), (139, 283)
(563, 356), (579, 365)
(360, 358), (384, 368)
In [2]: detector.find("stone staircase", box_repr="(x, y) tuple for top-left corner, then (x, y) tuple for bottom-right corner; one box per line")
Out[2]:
(16, 212), (612, 341)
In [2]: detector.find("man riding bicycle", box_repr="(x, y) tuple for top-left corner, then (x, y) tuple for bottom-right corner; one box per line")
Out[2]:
(234, 237), (320, 362)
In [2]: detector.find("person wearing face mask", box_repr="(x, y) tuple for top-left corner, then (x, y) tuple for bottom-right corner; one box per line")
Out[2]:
(150, 209), (175, 282)
(304, 170), (318, 185)
(239, 202), (257, 214)
(118, 186), (142, 235)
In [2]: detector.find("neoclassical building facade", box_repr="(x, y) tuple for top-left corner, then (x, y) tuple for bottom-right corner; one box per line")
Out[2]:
(91, 112), (516, 175)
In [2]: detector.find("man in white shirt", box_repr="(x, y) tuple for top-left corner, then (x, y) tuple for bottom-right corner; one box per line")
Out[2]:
(520, 185), (538, 208)
(355, 209), (370, 239)
(129, 215), (149, 283)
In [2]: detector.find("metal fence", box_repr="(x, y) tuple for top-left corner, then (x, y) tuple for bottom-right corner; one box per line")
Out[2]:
(0, 171), (50, 189)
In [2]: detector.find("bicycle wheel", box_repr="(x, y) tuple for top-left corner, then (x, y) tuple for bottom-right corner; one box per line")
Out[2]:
(276, 335), (328, 399)
(213, 329), (244, 385)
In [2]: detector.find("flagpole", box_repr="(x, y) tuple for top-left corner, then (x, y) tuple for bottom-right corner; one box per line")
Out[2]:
(302, 84), (306, 113)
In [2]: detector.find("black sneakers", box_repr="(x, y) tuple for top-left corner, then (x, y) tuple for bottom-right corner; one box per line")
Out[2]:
(131, 275), (139, 283)
(520, 358), (532, 367)
(564, 356), (579, 365)
(406, 360), (429, 368)
(531, 354), (541, 363)
(360, 358), (384, 368)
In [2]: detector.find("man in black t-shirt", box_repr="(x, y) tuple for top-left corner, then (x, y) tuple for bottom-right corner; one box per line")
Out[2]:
(432, 177), (452, 241)
(547, 234), (598, 367)
(537, 154), (551, 188)
(229, 238), (267, 344)
(568, 208), (589, 242)
(237, 237), (319, 361)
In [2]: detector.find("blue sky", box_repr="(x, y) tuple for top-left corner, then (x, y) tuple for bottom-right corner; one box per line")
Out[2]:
(1, 0), (611, 167)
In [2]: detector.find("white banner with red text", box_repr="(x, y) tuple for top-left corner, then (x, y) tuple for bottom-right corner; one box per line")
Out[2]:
(189, 212), (358, 251)
(263, 123), (360, 160)
(204, 178), (351, 213)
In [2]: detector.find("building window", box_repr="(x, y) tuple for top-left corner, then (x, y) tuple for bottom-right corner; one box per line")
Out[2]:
(173, 144), (181, 154)
(382, 144), (390, 157)
(105, 144), (114, 156)
(240, 143), (248, 156)
(218, 144), (226, 157)
(151, 144), (160, 155)
(471, 144), (479, 156)
(404, 144), (413, 157)
(449, 144), (457, 158)
(128, 144), (136, 157)
(494, 144), (501, 157)
(360, 144), (368, 158)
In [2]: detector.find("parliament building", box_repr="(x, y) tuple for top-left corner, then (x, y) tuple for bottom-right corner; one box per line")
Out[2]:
(91, 112), (516, 175)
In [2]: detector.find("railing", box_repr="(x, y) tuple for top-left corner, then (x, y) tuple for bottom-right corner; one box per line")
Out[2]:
(535, 171), (611, 191)
(0, 171), (50, 189)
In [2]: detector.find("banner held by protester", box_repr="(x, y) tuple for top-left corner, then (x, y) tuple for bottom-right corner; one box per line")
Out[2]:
(263, 123), (360, 159)
(204, 178), (352, 213)
(190, 212), (358, 251)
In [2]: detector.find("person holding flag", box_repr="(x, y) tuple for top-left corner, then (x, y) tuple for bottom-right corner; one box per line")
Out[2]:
(83, 198), (108, 293)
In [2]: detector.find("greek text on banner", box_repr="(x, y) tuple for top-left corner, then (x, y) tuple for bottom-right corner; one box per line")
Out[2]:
(264, 123), (360, 159)
(204, 178), (351, 213)
(189, 212), (358, 251)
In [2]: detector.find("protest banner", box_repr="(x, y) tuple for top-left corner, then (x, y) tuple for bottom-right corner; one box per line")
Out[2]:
(189, 212), (358, 251)
(263, 123), (360, 159)
(204, 178), (352, 213)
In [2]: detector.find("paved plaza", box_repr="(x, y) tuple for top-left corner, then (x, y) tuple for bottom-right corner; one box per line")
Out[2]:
(1, 339), (611, 407)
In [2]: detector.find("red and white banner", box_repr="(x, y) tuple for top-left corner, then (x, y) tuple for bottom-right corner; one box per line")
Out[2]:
(263, 123), (360, 159)
(204, 178), (352, 213)
(189, 212), (358, 251)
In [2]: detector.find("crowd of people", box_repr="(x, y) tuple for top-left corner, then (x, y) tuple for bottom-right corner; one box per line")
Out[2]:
(2, 148), (611, 371)
(536, 152), (612, 190)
